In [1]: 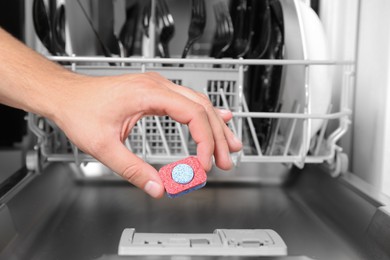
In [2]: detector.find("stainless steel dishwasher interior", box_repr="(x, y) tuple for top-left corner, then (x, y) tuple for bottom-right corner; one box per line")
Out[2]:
(2, 0), (390, 259)
(1, 162), (389, 260)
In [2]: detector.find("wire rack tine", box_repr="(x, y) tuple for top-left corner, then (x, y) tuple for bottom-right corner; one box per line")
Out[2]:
(283, 101), (300, 156)
(218, 88), (238, 136)
(70, 142), (80, 166)
(242, 96), (262, 156)
(314, 104), (333, 155)
(154, 116), (171, 156)
(327, 65), (353, 148)
(237, 60), (245, 142)
(268, 116), (281, 156)
(175, 122), (190, 156)
(136, 121), (151, 156)
(125, 138), (133, 153)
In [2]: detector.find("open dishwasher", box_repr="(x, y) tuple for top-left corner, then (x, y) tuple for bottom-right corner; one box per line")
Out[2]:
(1, 0), (390, 259)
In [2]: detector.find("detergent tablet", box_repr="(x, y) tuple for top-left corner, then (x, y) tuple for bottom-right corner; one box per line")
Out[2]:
(158, 157), (207, 198)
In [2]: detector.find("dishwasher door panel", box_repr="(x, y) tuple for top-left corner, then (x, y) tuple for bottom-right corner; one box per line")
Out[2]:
(0, 163), (378, 260)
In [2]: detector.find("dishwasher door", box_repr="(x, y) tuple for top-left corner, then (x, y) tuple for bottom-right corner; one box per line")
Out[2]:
(1, 162), (389, 260)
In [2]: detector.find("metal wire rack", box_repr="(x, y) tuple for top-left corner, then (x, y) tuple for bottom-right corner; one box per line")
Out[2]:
(26, 0), (355, 177)
(27, 56), (353, 176)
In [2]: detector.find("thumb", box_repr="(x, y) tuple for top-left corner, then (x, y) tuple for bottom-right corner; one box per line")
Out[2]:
(97, 140), (165, 198)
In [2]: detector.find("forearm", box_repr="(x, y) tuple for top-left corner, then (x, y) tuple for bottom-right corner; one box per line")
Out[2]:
(0, 28), (82, 119)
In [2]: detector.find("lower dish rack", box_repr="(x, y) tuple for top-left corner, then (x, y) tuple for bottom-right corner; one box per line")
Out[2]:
(26, 56), (353, 177)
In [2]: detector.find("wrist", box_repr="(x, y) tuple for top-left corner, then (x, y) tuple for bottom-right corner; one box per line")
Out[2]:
(30, 69), (87, 121)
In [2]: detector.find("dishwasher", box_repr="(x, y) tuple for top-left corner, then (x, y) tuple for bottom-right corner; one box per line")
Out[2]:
(1, 0), (390, 259)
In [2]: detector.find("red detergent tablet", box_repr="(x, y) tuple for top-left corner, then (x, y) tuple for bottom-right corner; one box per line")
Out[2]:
(158, 157), (207, 198)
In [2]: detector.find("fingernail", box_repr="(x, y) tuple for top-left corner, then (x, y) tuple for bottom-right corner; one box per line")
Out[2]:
(233, 135), (243, 146)
(218, 109), (231, 115)
(145, 181), (163, 198)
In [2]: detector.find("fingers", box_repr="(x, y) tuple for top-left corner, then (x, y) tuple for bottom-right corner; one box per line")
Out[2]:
(202, 104), (234, 170)
(188, 92), (233, 170)
(95, 72), (243, 198)
(74, 73), (242, 198)
(215, 108), (242, 152)
(146, 75), (241, 170)
(94, 83), (216, 197)
(215, 110), (243, 153)
(96, 140), (165, 198)
(143, 86), (215, 171)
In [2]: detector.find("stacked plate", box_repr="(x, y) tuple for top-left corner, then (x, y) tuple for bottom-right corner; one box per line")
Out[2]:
(278, 0), (331, 155)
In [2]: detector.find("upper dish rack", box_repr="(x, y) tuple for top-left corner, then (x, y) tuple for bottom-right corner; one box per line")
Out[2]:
(26, 0), (354, 177)
(27, 56), (353, 177)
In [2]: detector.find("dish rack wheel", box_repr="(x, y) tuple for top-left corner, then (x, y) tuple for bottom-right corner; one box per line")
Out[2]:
(326, 151), (349, 177)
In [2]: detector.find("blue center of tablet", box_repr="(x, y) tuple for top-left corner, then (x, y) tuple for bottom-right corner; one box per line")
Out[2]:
(172, 164), (194, 184)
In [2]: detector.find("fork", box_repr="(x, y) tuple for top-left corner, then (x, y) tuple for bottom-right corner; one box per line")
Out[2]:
(233, 0), (253, 58)
(212, 2), (234, 58)
(157, 0), (175, 58)
(142, 1), (151, 38)
(181, 0), (206, 59)
(119, 3), (140, 57)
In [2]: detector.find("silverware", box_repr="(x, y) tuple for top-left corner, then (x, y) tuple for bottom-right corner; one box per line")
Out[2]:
(142, 1), (151, 38)
(181, 0), (206, 59)
(157, 0), (175, 58)
(212, 2), (233, 58)
(53, 3), (67, 55)
(76, 0), (113, 59)
(119, 3), (140, 57)
(33, 0), (54, 54)
(233, 0), (253, 58)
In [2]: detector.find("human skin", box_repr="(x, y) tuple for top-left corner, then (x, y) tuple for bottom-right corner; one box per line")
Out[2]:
(0, 28), (242, 198)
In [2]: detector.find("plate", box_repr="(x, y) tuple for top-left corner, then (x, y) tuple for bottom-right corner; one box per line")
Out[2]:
(279, 0), (331, 155)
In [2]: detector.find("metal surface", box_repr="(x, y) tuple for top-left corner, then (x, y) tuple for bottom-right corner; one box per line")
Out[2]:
(0, 163), (382, 260)
(0, 150), (24, 184)
(0, 204), (16, 252)
(49, 56), (353, 65)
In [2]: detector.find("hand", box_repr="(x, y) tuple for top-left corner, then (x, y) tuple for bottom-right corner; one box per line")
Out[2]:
(52, 72), (242, 198)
